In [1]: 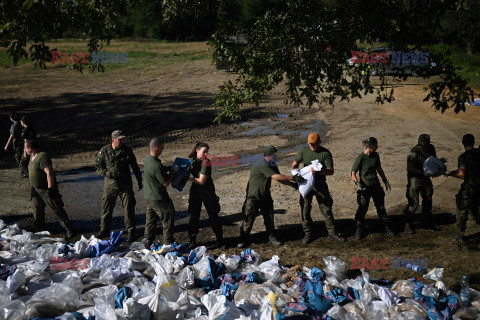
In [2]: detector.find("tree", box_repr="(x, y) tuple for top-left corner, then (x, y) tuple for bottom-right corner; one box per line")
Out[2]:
(0, 0), (131, 71)
(206, 0), (476, 122)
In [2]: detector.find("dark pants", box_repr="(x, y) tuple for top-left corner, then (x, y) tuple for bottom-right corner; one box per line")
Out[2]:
(144, 199), (176, 243)
(355, 184), (388, 225)
(100, 186), (136, 234)
(20, 154), (30, 175)
(188, 189), (222, 241)
(240, 195), (276, 239)
(13, 139), (23, 165)
(456, 183), (480, 233)
(31, 186), (72, 231)
(404, 177), (433, 223)
(299, 182), (336, 234)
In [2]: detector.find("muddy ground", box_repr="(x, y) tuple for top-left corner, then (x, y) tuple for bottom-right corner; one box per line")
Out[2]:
(1, 50), (480, 289)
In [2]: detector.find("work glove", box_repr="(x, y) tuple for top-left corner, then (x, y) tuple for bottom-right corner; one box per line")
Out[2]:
(383, 180), (391, 193)
(47, 187), (56, 199)
(292, 174), (305, 183)
(138, 181), (143, 191)
(355, 181), (366, 191)
(291, 182), (299, 190)
(171, 164), (180, 173)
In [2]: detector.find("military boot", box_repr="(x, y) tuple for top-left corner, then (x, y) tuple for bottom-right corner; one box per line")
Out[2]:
(65, 227), (75, 241)
(404, 223), (415, 234)
(188, 236), (197, 250)
(354, 224), (363, 240)
(302, 232), (312, 244)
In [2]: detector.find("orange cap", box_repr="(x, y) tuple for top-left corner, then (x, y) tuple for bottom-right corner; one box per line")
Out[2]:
(308, 132), (320, 144)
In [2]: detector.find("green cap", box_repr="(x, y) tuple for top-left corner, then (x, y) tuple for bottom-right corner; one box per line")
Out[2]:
(263, 146), (278, 156)
(112, 130), (126, 139)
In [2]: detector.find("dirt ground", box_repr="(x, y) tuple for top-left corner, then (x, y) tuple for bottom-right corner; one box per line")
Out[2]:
(1, 48), (480, 289)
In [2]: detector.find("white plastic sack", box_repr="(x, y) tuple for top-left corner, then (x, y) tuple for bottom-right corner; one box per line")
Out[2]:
(74, 236), (93, 258)
(177, 266), (195, 289)
(201, 292), (244, 320)
(6, 270), (26, 294)
(0, 299), (26, 320)
(258, 256), (284, 283)
(424, 156), (447, 177)
(94, 295), (117, 320)
(291, 159), (323, 198)
(216, 254), (239, 273)
(123, 298), (151, 320)
(324, 256), (347, 284)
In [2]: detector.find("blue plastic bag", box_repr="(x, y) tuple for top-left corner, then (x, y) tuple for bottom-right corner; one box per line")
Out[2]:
(171, 158), (192, 191)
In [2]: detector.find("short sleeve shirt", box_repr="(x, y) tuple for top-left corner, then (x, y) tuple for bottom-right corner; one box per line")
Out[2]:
(190, 157), (214, 192)
(247, 158), (280, 200)
(143, 155), (169, 201)
(10, 122), (21, 139)
(458, 149), (480, 184)
(352, 152), (381, 187)
(295, 145), (333, 183)
(28, 152), (52, 189)
(407, 145), (431, 181)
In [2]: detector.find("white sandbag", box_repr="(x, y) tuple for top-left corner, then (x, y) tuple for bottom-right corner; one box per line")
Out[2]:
(291, 159), (323, 198)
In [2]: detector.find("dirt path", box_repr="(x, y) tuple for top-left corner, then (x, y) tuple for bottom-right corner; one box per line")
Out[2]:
(1, 57), (480, 288)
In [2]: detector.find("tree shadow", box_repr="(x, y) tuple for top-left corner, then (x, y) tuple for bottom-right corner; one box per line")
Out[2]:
(0, 91), (270, 158)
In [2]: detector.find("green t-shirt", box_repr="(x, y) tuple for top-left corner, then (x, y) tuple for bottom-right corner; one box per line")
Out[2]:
(28, 152), (52, 189)
(352, 152), (381, 186)
(458, 148), (480, 185)
(143, 154), (170, 201)
(190, 157), (214, 192)
(247, 158), (280, 200)
(295, 145), (333, 183)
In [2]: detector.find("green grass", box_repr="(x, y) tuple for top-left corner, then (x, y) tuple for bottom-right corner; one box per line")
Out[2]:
(0, 39), (211, 71)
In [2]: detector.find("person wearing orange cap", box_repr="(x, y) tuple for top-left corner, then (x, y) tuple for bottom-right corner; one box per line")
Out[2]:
(292, 133), (346, 244)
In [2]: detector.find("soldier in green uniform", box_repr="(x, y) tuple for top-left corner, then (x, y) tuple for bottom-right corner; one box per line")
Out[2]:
(292, 133), (346, 244)
(351, 137), (395, 239)
(4, 112), (23, 170)
(19, 116), (36, 178)
(143, 138), (176, 247)
(447, 134), (480, 241)
(187, 142), (224, 249)
(238, 146), (300, 248)
(25, 140), (74, 239)
(95, 130), (143, 241)
(403, 134), (439, 234)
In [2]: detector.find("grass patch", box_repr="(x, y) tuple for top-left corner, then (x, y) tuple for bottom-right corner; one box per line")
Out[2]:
(0, 39), (211, 71)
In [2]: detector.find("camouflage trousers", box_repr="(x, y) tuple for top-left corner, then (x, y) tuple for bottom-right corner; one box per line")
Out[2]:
(240, 195), (275, 239)
(13, 139), (23, 165)
(404, 177), (433, 223)
(100, 186), (136, 234)
(456, 183), (480, 233)
(355, 184), (388, 225)
(31, 186), (72, 231)
(144, 198), (176, 244)
(299, 182), (336, 235)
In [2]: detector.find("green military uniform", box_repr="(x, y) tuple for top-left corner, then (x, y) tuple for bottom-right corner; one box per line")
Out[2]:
(10, 121), (23, 164)
(20, 126), (36, 176)
(352, 152), (387, 224)
(404, 144), (435, 222)
(455, 148), (480, 233)
(295, 146), (337, 235)
(28, 152), (72, 231)
(95, 144), (142, 235)
(188, 157), (223, 243)
(143, 154), (176, 243)
(240, 158), (280, 240)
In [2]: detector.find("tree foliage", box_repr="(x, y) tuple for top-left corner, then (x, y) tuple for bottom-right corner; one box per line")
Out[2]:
(0, 0), (131, 71)
(206, 0), (477, 122)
